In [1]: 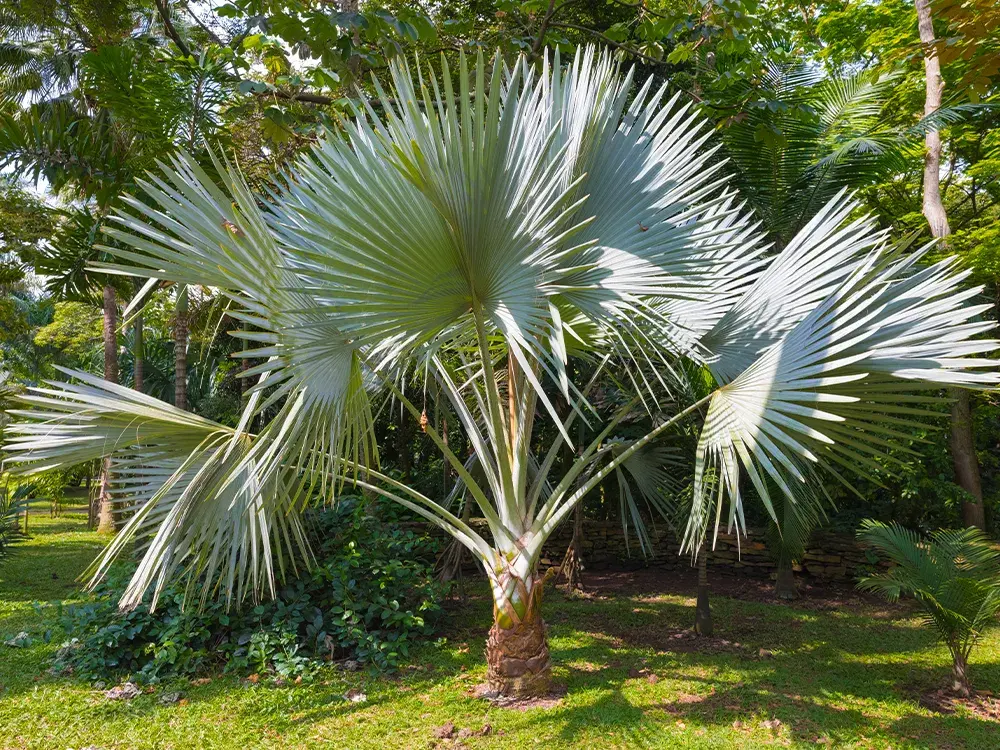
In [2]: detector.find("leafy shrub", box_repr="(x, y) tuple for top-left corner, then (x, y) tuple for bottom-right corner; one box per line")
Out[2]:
(56, 498), (448, 681)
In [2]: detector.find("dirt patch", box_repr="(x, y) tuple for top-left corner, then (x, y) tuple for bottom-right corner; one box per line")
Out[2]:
(914, 688), (1000, 721)
(468, 682), (567, 710)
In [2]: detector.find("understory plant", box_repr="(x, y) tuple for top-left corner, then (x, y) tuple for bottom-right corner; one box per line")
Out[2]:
(55, 499), (446, 681)
(857, 520), (1000, 697)
(5, 47), (999, 698)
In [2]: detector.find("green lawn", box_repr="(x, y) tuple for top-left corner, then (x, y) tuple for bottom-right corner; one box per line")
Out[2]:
(1, 509), (998, 749)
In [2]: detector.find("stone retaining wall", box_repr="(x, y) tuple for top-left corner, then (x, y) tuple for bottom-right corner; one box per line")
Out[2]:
(437, 519), (882, 582)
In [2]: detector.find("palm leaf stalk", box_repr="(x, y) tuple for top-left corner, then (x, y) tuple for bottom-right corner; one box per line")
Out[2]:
(857, 521), (1000, 697)
(4, 48), (999, 698)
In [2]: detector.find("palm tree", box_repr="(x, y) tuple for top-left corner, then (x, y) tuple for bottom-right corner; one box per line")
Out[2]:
(857, 520), (1000, 697)
(5, 49), (998, 698)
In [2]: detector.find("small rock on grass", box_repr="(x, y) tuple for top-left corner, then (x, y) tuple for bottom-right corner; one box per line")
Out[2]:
(104, 682), (141, 701)
(158, 691), (183, 706)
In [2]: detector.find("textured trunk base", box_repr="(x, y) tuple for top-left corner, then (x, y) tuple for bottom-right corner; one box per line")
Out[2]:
(952, 654), (972, 697)
(694, 586), (713, 636)
(486, 616), (552, 698)
(775, 565), (798, 600)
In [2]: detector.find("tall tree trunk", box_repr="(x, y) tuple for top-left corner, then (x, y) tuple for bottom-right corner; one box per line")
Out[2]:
(97, 284), (118, 535)
(133, 311), (144, 392)
(951, 390), (985, 527)
(694, 545), (713, 636)
(174, 284), (188, 411)
(915, 0), (984, 528)
(917, 0), (951, 240)
(486, 563), (552, 697)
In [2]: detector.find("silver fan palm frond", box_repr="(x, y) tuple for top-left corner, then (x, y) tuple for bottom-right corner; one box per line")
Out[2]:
(4, 46), (997, 698)
(687, 223), (999, 549)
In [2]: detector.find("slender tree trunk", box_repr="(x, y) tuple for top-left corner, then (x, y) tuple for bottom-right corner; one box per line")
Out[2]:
(97, 285), (118, 535)
(133, 311), (144, 392)
(915, 0), (984, 528)
(174, 284), (188, 411)
(951, 649), (972, 696)
(917, 0), (951, 240)
(557, 504), (585, 590)
(951, 390), (985, 528)
(775, 558), (799, 600)
(85, 471), (93, 530)
(694, 545), (713, 636)
(486, 564), (552, 697)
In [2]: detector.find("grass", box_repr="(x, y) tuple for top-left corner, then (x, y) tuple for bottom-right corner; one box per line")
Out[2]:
(1, 507), (998, 749)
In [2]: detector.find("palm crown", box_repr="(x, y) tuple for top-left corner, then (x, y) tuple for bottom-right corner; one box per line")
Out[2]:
(5, 47), (998, 697)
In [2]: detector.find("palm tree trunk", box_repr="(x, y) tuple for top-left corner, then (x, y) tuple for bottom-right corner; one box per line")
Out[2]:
(915, 0), (984, 529)
(133, 311), (144, 392)
(97, 284), (118, 535)
(486, 564), (552, 697)
(174, 284), (188, 411)
(775, 557), (799, 600)
(694, 545), (713, 636)
(951, 649), (972, 697)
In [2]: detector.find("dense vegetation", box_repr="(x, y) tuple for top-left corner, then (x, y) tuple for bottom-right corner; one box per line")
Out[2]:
(54, 499), (447, 681)
(0, 0), (998, 731)
(1, 0), (998, 537)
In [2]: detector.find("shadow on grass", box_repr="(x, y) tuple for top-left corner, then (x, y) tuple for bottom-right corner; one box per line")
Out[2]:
(511, 589), (999, 748)
(0, 537), (105, 602)
(3, 522), (998, 749)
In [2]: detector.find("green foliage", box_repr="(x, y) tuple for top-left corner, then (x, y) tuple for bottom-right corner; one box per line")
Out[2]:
(857, 520), (1000, 692)
(0, 484), (27, 559)
(33, 301), (102, 363)
(54, 499), (448, 681)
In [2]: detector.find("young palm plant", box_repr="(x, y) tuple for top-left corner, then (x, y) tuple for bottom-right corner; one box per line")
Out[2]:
(5, 48), (999, 698)
(857, 520), (1000, 697)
